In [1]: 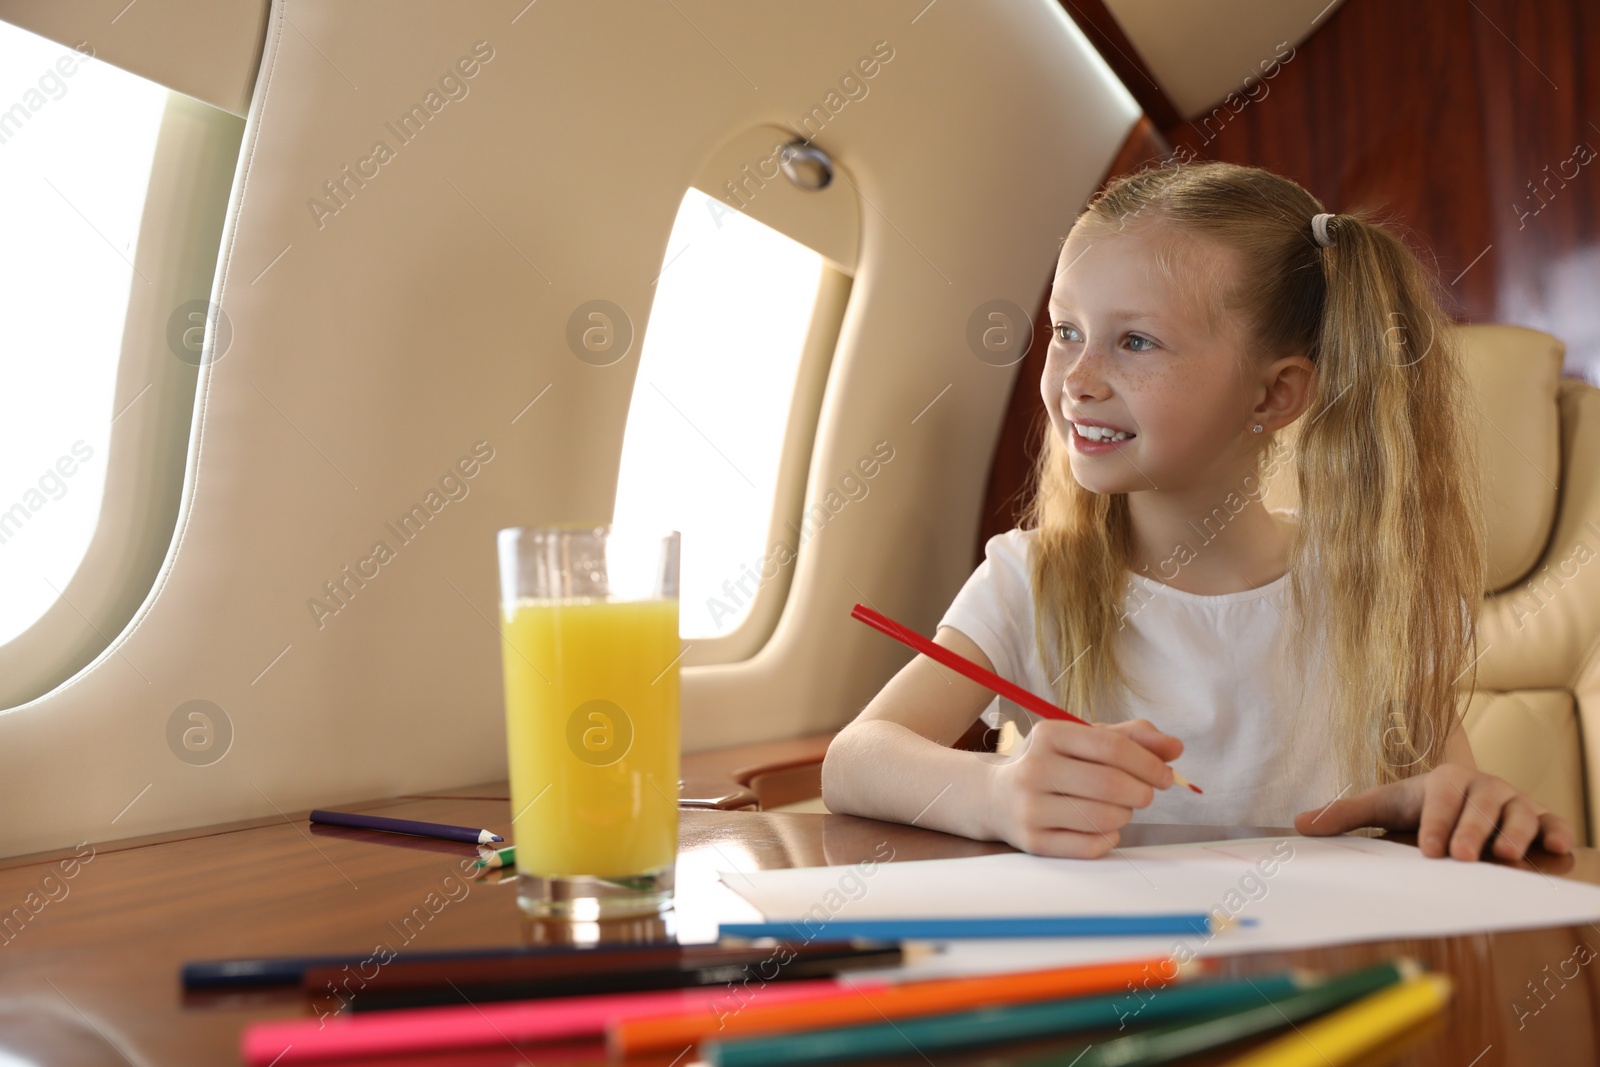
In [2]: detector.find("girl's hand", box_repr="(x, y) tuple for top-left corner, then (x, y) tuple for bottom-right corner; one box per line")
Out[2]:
(1292, 764), (1576, 860)
(986, 718), (1182, 859)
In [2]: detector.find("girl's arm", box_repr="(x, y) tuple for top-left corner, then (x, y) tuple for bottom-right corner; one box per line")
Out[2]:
(1294, 710), (1576, 860)
(820, 626), (1007, 843)
(822, 626), (1182, 858)
(1438, 710), (1477, 770)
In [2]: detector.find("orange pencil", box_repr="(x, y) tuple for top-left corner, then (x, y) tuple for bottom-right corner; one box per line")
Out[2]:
(850, 602), (1202, 793)
(610, 954), (1190, 1056)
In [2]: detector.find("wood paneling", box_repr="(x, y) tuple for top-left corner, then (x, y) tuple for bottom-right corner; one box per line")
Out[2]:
(1107, 0), (1598, 378)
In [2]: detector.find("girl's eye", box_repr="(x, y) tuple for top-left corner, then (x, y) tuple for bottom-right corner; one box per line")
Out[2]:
(1049, 326), (1152, 350)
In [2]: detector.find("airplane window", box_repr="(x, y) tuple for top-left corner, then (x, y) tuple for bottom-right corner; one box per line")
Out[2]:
(614, 188), (826, 641)
(0, 23), (169, 646)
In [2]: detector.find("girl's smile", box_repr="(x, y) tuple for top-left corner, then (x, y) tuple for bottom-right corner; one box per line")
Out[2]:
(1066, 418), (1136, 453)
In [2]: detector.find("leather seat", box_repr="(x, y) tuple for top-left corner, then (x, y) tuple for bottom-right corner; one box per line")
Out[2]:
(1467, 326), (1596, 847)
(1264, 324), (1594, 845)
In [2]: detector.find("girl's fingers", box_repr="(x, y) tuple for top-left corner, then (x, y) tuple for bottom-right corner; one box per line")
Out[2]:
(1021, 791), (1133, 836)
(1490, 795), (1543, 862)
(1037, 721), (1175, 792)
(1294, 766), (1571, 863)
(1017, 825), (1120, 860)
(1538, 811), (1576, 855)
(1294, 778), (1420, 836)
(1045, 755), (1158, 810)
(1417, 772), (1469, 857)
(1107, 718), (1185, 761)
(1445, 778), (1516, 861)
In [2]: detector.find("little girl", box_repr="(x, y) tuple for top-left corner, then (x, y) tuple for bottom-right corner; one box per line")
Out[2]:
(821, 160), (1576, 863)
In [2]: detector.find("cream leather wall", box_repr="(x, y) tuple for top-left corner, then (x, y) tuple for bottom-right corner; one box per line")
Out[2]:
(0, 0), (1141, 857)
(0, 0), (266, 117)
(1104, 0), (1346, 119)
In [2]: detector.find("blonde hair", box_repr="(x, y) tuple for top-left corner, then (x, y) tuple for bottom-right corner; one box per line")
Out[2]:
(1020, 160), (1486, 790)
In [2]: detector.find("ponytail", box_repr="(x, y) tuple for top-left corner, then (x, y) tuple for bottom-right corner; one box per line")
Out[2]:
(1292, 212), (1487, 786)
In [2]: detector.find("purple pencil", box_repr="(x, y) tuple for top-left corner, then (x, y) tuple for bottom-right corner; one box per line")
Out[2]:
(309, 809), (503, 845)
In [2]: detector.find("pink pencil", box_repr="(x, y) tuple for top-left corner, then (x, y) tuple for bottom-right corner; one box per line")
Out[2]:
(240, 974), (890, 1064)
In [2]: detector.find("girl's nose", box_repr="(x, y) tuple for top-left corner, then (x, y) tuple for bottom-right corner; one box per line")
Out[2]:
(1062, 346), (1110, 400)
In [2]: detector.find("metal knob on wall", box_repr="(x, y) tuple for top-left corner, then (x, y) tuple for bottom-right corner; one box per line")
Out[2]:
(779, 141), (833, 190)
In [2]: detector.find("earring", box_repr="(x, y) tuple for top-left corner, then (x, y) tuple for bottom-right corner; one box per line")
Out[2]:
(1251, 424), (1264, 434)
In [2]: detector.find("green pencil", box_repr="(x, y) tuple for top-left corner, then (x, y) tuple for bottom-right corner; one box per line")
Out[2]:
(474, 844), (515, 869)
(1015, 957), (1419, 1067)
(703, 969), (1304, 1067)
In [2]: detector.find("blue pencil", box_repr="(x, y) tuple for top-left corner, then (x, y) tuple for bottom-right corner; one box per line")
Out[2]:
(718, 915), (1226, 940)
(308, 808), (503, 845)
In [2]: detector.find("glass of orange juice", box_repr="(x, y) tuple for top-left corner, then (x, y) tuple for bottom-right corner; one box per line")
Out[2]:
(495, 524), (681, 919)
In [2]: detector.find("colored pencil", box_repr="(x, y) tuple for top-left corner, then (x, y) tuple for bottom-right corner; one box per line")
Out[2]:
(305, 940), (910, 999)
(702, 969), (1312, 1067)
(341, 942), (910, 1012)
(611, 955), (1186, 1056)
(186, 939), (873, 991)
(475, 844), (515, 868)
(240, 976), (887, 1066)
(719, 914), (1215, 940)
(309, 808), (503, 845)
(850, 602), (1201, 793)
(1015, 958), (1419, 1067)
(186, 942), (638, 990)
(1218, 971), (1452, 1067)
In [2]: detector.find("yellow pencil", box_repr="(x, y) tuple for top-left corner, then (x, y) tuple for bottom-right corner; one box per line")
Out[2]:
(1221, 972), (1453, 1067)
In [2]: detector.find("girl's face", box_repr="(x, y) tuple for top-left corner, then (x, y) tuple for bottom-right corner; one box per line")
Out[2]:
(1041, 224), (1262, 496)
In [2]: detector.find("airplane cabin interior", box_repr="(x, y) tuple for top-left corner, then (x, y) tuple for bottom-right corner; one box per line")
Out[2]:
(0, 1), (1596, 1064)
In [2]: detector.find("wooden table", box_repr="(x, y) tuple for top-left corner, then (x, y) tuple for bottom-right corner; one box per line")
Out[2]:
(0, 780), (1594, 1066)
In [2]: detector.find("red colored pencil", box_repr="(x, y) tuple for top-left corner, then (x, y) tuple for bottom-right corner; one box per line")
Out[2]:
(849, 602), (1201, 794)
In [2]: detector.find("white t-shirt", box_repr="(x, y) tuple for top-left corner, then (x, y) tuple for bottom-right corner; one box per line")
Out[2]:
(937, 526), (1354, 828)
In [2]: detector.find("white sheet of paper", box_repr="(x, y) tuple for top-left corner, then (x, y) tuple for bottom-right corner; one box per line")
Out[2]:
(715, 836), (1600, 982)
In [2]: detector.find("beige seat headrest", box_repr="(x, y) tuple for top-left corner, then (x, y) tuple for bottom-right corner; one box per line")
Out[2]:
(1459, 324), (1564, 591)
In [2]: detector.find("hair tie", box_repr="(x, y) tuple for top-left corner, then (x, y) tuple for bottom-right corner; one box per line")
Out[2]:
(1311, 212), (1337, 248)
